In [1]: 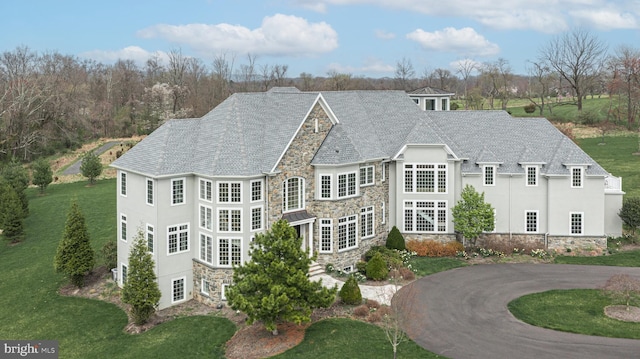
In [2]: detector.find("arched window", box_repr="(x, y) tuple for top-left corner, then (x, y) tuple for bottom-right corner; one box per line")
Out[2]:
(283, 177), (304, 212)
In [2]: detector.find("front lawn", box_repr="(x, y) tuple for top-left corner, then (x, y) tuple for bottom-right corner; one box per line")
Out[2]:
(554, 250), (640, 266)
(410, 256), (468, 277)
(508, 289), (640, 339)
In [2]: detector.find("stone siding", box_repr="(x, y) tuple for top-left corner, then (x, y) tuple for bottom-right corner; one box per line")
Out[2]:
(475, 233), (606, 252)
(192, 260), (233, 307)
(402, 233), (457, 243)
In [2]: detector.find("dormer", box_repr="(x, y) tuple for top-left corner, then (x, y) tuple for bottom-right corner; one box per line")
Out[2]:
(407, 86), (455, 111)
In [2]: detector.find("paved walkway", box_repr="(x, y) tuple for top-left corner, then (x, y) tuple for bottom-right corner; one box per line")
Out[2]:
(312, 274), (398, 305)
(62, 141), (120, 175)
(395, 264), (640, 359)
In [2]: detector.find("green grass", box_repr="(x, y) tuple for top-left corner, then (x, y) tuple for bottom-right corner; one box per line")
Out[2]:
(508, 97), (615, 123)
(554, 249), (640, 266)
(508, 289), (640, 339)
(409, 256), (468, 277)
(273, 318), (445, 358)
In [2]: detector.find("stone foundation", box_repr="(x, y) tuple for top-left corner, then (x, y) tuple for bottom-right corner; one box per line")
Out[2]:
(475, 233), (606, 253)
(193, 260), (234, 307)
(402, 233), (457, 243)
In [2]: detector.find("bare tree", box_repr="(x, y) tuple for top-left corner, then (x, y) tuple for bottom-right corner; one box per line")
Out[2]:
(539, 28), (608, 111)
(325, 70), (353, 91)
(455, 59), (478, 109)
(608, 45), (640, 129)
(167, 48), (189, 114)
(394, 57), (415, 91)
(526, 60), (555, 116)
(602, 274), (640, 311)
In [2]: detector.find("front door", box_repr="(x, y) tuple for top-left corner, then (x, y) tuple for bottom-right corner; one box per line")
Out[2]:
(292, 223), (313, 258)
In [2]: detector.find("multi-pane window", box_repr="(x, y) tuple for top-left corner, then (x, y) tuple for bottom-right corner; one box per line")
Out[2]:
(120, 172), (127, 196)
(146, 224), (154, 253)
(121, 264), (127, 285)
(283, 177), (303, 212)
(320, 175), (332, 199)
(221, 283), (229, 301)
(201, 279), (210, 296)
(251, 206), (263, 231)
(251, 180), (262, 202)
(199, 233), (213, 264)
(525, 211), (538, 233)
(381, 202), (386, 224)
(338, 172), (357, 198)
(571, 167), (583, 188)
(218, 238), (242, 266)
(483, 166), (495, 186)
(360, 166), (374, 186)
(200, 205), (212, 230)
(120, 214), (127, 242)
(218, 182), (242, 203)
(526, 166), (538, 186)
(360, 206), (374, 238)
(404, 164), (447, 193)
(199, 179), (212, 202)
(168, 224), (189, 254)
(320, 219), (333, 253)
(172, 277), (185, 303)
(171, 178), (185, 205)
(338, 215), (357, 251)
(404, 201), (447, 232)
(146, 178), (154, 205)
(218, 209), (242, 232)
(570, 212), (583, 234)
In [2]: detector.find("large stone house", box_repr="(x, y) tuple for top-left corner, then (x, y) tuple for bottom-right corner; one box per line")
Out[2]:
(111, 88), (623, 309)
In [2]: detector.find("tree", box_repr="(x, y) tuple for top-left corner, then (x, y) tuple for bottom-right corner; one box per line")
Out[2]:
(0, 180), (24, 242)
(452, 185), (495, 245)
(386, 226), (406, 251)
(226, 220), (337, 335)
(1, 160), (29, 215)
(339, 275), (362, 305)
(526, 60), (555, 115)
(32, 158), (53, 194)
(608, 45), (640, 129)
(619, 197), (640, 236)
(394, 57), (415, 91)
(80, 151), (102, 184)
(122, 230), (161, 325)
(539, 28), (607, 111)
(54, 200), (95, 287)
(366, 252), (389, 281)
(603, 274), (640, 311)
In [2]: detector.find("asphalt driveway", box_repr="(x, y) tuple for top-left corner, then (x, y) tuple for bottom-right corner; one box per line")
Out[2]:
(396, 264), (640, 359)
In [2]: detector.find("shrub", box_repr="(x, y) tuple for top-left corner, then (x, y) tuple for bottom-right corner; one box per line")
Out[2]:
(339, 276), (363, 305)
(366, 299), (380, 310)
(386, 226), (406, 251)
(576, 110), (598, 125)
(353, 304), (369, 317)
(523, 103), (536, 113)
(355, 261), (367, 274)
(450, 102), (459, 110)
(619, 197), (640, 235)
(366, 252), (389, 281)
(101, 241), (118, 269)
(406, 240), (464, 257)
(398, 267), (416, 281)
(367, 311), (382, 323)
(364, 246), (403, 269)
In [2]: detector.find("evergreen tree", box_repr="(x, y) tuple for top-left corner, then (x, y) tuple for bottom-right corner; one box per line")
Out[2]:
(1, 160), (29, 215)
(54, 200), (95, 287)
(619, 197), (640, 236)
(0, 182), (25, 242)
(226, 220), (337, 335)
(122, 230), (161, 325)
(386, 226), (406, 251)
(80, 151), (102, 185)
(32, 158), (53, 194)
(339, 276), (362, 305)
(452, 185), (495, 245)
(366, 252), (389, 281)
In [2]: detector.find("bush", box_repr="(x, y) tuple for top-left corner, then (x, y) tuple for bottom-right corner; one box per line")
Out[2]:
(367, 311), (382, 323)
(364, 246), (403, 269)
(406, 240), (464, 257)
(366, 252), (389, 281)
(339, 276), (363, 305)
(523, 103), (536, 113)
(353, 304), (369, 317)
(355, 261), (367, 274)
(619, 197), (640, 235)
(576, 110), (598, 125)
(450, 102), (459, 110)
(386, 226), (406, 251)
(101, 241), (118, 269)
(365, 299), (380, 310)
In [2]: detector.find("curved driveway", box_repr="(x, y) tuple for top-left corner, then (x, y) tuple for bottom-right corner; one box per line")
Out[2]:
(396, 264), (640, 359)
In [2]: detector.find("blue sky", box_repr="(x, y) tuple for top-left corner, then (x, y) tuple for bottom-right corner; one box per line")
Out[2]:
(2, 0), (639, 77)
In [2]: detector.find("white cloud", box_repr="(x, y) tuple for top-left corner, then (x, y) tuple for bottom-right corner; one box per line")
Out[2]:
(291, 0), (328, 12)
(375, 29), (396, 40)
(570, 9), (638, 30)
(326, 58), (394, 74)
(407, 27), (500, 57)
(137, 14), (338, 57)
(81, 46), (168, 65)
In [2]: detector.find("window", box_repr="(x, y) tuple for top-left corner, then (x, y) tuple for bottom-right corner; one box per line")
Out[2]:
(381, 163), (386, 182)
(319, 219), (333, 253)
(483, 166), (495, 186)
(404, 201), (447, 233)
(442, 98), (448, 111)
(251, 206), (263, 231)
(146, 224), (154, 253)
(338, 215), (357, 251)
(526, 166), (538, 187)
(168, 224), (189, 254)
(338, 172), (357, 198)
(283, 177), (304, 212)
(120, 263), (127, 285)
(525, 211), (538, 233)
(360, 166), (374, 186)
(360, 206), (374, 238)
(120, 214), (127, 242)
(146, 178), (154, 205)
(571, 167), (583, 188)
(200, 205), (212, 230)
(218, 182), (242, 203)
(221, 283), (229, 301)
(201, 278), (210, 296)
(381, 202), (386, 224)
(199, 179), (212, 202)
(218, 209), (242, 232)
(120, 172), (127, 196)
(425, 99), (435, 111)
(320, 174), (332, 199)
(218, 238), (242, 267)
(570, 212), (583, 235)
(251, 180), (263, 202)
(404, 164), (447, 193)
(199, 233), (213, 264)
(172, 277), (185, 303)
(171, 178), (185, 205)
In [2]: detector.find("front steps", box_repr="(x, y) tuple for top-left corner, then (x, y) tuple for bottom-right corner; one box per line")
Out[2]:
(308, 261), (324, 278)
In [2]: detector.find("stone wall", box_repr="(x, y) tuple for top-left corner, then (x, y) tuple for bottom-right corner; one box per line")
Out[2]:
(192, 260), (233, 307)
